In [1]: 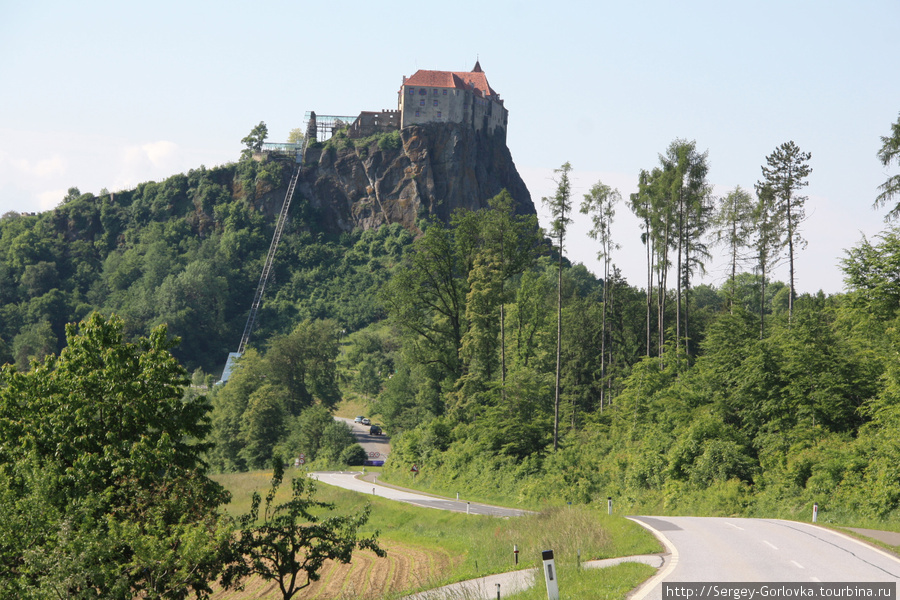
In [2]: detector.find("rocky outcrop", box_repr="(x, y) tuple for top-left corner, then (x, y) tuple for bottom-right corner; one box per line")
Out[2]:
(296, 122), (534, 234)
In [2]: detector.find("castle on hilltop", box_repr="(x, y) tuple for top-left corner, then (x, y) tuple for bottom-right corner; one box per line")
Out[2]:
(304, 61), (508, 142)
(398, 60), (508, 134)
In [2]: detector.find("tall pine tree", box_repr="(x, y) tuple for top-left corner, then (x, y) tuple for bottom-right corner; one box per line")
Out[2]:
(759, 141), (812, 321)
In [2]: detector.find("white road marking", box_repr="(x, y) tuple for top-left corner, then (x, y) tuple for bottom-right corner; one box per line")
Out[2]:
(763, 540), (778, 550)
(811, 576), (821, 582)
(725, 522), (744, 530)
(628, 518), (680, 600)
(791, 560), (805, 569)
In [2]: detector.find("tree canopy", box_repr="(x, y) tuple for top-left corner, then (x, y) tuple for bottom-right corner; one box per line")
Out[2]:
(0, 313), (230, 599)
(875, 112), (900, 220)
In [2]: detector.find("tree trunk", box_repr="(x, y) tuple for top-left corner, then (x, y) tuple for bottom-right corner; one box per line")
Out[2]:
(554, 241), (562, 450)
(646, 230), (653, 357)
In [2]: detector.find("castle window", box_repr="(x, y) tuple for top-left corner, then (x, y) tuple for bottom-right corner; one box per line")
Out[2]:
(433, 89), (438, 95)
(437, 111), (442, 119)
(419, 99), (425, 107)
(433, 99), (438, 106)
(409, 88), (415, 95)
(443, 89), (448, 95)
(415, 110), (420, 117)
(419, 89), (427, 95)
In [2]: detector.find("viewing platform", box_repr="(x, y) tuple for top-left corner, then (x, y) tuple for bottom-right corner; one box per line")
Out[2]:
(260, 142), (305, 162)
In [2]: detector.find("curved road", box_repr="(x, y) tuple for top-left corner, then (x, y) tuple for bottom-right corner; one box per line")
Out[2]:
(310, 471), (654, 599)
(310, 474), (900, 598)
(310, 471), (528, 517)
(630, 516), (900, 600)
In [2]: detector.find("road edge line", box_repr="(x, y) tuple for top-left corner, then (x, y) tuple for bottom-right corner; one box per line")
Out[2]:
(777, 519), (900, 567)
(626, 517), (679, 600)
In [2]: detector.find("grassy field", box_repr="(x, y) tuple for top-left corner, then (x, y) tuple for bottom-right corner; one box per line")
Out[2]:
(211, 469), (663, 599)
(504, 562), (657, 600)
(332, 395), (373, 421)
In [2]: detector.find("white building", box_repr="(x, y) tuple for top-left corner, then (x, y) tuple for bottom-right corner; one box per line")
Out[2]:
(398, 61), (508, 135)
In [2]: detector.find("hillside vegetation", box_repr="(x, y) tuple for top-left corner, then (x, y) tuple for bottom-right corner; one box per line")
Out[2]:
(2, 115), (900, 598)
(0, 157), (414, 374)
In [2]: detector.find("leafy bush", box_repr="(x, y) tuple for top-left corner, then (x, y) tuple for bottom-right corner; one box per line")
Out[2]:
(339, 444), (368, 466)
(377, 130), (402, 151)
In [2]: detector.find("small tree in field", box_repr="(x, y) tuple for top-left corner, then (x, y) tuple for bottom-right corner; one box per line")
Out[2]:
(221, 461), (383, 600)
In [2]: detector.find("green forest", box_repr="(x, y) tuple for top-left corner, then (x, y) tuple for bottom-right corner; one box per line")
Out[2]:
(1, 114), (900, 596)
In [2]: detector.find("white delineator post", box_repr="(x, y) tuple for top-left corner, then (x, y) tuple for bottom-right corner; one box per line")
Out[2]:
(541, 550), (560, 600)
(812, 502), (818, 523)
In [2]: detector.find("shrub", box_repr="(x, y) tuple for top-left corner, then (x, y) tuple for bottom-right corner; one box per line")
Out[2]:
(339, 444), (368, 466)
(377, 131), (402, 151)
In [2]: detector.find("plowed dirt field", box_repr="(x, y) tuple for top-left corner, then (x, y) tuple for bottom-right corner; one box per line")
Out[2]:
(210, 540), (458, 600)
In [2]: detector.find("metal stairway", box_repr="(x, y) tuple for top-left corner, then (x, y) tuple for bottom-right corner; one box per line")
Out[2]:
(221, 142), (306, 383)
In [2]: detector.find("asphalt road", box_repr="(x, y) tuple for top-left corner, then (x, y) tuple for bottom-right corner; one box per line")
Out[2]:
(629, 516), (900, 600)
(310, 471), (528, 517)
(334, 416), (391, 463)
(322, 420), (900, 596)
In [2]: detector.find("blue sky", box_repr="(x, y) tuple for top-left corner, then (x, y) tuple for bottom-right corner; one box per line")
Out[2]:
(1, 0), (898, 294)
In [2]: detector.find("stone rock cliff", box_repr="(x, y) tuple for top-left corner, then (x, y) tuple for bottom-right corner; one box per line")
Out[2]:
(296, 122), (534, 234)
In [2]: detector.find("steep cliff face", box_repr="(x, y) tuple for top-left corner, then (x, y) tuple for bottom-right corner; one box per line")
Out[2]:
(297, 122), (534, 234)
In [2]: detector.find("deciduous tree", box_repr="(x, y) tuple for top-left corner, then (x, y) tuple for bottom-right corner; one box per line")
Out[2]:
(580, 179), (621, 409)
(241, 121), (269, 159)
(661, 139), (712, 359)
(542, 162), (573, 450)
(629, 170), (655, 356)
(221, 461), (383, 600)
(0, 313), (230, 599)
(753, 182), (784, 338)
(380, 221), (467, 387)
(714, 186), (756, 313)
(266, 319), (341, 413)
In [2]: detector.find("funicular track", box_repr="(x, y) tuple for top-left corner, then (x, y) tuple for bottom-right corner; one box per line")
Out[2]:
(221, 140), (307, 382)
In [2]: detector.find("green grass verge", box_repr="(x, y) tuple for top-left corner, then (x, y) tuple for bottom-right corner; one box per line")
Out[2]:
(377, 469), (545, 512)
(505, 562), (657, 600)
(213, 470), (663, 596)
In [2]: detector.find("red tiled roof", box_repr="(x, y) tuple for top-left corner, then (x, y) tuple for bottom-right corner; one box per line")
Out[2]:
(402, 68), (499, 99)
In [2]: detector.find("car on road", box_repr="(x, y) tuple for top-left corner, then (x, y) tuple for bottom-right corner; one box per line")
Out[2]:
(361, 417), (371, 425)
(369, 425), (382, 435)
(354, 416), (365, 423)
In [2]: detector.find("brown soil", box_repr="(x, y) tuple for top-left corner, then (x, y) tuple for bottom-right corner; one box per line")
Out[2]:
(209, 540), (456, 600)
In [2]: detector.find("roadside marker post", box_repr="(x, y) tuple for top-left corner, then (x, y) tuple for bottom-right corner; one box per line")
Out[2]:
(514, 544), (519, 565)
(541, 550), (560, 600)
(608, 496), (612, 515)
(496, 583), (501, 599)
(467, 501), (470, 515)
(813, 502), (818, 523)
